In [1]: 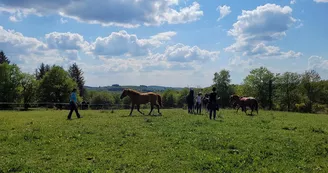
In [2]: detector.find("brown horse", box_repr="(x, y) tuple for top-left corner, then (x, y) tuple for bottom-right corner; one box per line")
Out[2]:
(230, 94), (258, 115)
(120, 89), (162, 116)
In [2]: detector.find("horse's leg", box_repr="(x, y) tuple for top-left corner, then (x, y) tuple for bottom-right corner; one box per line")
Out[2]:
(129, 103), (135, 116)
(250, 105), (253, 116)
(137, 104), (144, 115)
(148, 103), (154, 115)
(155, 103), (161, 115)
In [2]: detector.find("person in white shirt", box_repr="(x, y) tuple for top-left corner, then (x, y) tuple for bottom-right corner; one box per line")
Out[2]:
(196, 92), (202, 114)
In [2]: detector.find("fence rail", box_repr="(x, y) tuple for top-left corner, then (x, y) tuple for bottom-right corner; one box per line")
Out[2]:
(0, 102), (187, 111)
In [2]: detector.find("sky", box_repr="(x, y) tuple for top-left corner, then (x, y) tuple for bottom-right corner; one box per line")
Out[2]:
(0, 0), (327, 88)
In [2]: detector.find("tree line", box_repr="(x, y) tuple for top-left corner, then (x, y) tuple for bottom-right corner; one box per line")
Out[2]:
(1, 50), (327, 113)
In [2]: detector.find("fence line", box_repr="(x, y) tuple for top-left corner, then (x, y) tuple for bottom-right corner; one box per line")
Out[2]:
(0, 102), (187, 111)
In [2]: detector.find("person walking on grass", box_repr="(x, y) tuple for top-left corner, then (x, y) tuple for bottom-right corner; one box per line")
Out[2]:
(196, 92), (202, 114)
(209, 87), (218, 120)
(67, 88), (82, 120)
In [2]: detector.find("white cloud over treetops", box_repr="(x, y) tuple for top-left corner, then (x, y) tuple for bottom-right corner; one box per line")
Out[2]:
(225, 3), (302, 59)
(0, 25), (219, 75)
(0, 0), (203, 28)
(308, 56), (328, 71)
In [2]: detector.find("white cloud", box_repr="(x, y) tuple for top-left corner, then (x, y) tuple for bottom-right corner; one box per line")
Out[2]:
(216, 5), (231, 21)
(244, 43), (302, 59)
(0, 24), (219, 81)
(314, 0), (328, 3)
(60, 18), (68, 24)
(290, 0), (296, 4)
(225, 3), (302, 59)
(45, 32), (89, 51)
(90, 30), (176, 57)
(228, 56), (256, 72)
(0, 26), (76, 71)
(163, 43), (220, 62)
(308, 56), (328, 71)
(0, 0), (203, 27)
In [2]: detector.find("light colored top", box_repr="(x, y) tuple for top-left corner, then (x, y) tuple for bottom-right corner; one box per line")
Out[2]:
(196, 96), (202, 103)
(70, 92), (77, 103)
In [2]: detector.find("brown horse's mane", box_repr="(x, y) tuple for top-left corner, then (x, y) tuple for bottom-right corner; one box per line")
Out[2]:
(125, 89), (142, 96)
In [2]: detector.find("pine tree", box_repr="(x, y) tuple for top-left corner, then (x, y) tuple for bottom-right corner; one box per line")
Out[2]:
(45, 64), (51, 73)
(35, 63), (52, 80)
(0, 51), (10, 64)
(36, 63), (46, 80)
(68, 63), (85, 98)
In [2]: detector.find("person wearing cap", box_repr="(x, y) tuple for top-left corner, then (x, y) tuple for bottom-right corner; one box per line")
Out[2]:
(195, 92), (202, 114)
(67, 88), (82, 120)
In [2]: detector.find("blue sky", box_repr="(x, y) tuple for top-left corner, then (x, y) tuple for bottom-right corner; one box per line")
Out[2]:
(0, 0), (327, 87)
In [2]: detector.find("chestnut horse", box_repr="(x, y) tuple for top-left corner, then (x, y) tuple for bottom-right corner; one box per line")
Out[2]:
(230, 94), (259, 115)
(120, 89), (162, 116)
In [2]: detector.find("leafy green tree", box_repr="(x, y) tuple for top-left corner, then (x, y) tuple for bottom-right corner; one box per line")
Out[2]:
(112, 93), (121, 105)
(90, 91), (114, 105)
(68, 63), (85, 98)
(213, 69), (234, 108)
(300, 70), (321, 113)
(176, 88), (189, 107)
(162, 89), (176, 108)
(38, 66), (79, 103)
(0, 63), (23, 108)
(0, 51), (10, 64)
(20, 73), (38, 109)
(275, 72), (301, 111)
(243, 67), (276, 109)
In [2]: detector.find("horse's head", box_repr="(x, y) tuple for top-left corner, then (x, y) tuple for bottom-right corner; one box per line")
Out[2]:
(120, 89), (129, 99)
(230, 95), (240, 104)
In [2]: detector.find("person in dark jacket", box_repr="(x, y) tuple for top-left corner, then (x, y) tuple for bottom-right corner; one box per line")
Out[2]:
(208, 87), (218, 120)
(186, 88), (195, 114)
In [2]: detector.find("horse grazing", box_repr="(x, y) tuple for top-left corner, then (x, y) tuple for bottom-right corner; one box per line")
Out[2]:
(120, 89), (162, 116)
(230, 94), (259, 115)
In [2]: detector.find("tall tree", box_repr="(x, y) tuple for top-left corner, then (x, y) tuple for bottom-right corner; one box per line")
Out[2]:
(0, 63), (23, 107)
(213, 69), (234, 107)
(243, 67), (276, 109)
(38, 66), (78, 103)
(275, 72), (301, 111)
(36, 63), (46, 80)
(68, 63), (85, 98)
(21, 73), (38, 110)
(0, 51), (10, 64)
(300, 70), (321, 113)
(45, 64), (51, 72)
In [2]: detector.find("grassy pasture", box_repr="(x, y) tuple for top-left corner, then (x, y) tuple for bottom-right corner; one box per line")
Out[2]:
(0, 109), (328, 173)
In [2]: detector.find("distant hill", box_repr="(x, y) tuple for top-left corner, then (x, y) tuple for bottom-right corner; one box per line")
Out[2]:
(85, 85), (185, 92)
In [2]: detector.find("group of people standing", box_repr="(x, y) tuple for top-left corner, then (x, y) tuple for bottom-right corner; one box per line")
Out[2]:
(186, 87), (219, 120)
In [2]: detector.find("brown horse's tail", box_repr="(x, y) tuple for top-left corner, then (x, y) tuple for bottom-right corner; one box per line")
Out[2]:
(157, 95), (163, 107)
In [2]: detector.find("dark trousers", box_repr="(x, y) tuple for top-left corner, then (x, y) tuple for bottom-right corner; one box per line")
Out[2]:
(188, 102), (194, 113)
(196, 102), (201, 114)
(209, 103), (216, 120)
(68, 101), (80, 119)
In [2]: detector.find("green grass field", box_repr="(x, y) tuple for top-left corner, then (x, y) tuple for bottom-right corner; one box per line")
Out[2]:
(0, 109), (328, 173)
